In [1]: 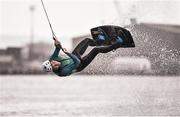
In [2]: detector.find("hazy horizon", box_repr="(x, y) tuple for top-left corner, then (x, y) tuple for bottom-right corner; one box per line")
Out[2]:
(1, 0), (180, 49)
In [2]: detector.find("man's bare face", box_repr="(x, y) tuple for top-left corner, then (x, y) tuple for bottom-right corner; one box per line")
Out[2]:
(51, 60), (61, 70)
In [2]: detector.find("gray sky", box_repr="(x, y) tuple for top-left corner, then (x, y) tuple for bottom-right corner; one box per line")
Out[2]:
(0, 0), (180, 49)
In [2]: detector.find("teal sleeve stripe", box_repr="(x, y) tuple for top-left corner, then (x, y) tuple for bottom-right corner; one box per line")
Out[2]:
(49, 47), (61, 60)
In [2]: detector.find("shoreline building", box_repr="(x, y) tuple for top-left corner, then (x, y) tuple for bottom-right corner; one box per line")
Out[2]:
(0, 47), (22, 73)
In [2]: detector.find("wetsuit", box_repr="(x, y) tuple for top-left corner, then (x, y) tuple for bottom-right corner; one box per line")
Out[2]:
(50, 38), (122, 76)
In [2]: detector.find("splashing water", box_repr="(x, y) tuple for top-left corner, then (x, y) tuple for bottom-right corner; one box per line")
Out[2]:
(81, 24), (180, 75)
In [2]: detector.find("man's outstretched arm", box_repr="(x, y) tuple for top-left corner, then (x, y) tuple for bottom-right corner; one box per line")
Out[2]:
(49, 47), (61, 60)
(49, 38), (62, 60)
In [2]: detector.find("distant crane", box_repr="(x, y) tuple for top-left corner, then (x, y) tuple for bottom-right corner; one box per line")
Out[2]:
(29, 5), (36, 60)
(113, 0), (137, 25)
(113, 0), (124, 25)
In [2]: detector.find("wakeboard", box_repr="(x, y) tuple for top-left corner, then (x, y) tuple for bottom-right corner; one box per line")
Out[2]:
(91, 25), (135, 47)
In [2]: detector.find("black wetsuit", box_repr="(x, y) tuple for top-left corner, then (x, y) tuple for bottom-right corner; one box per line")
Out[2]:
(72, 38), (121, 72)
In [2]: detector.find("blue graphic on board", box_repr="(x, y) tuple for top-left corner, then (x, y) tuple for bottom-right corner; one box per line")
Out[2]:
(116, 36), (123, 43)
(98, 35), (106, 41)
